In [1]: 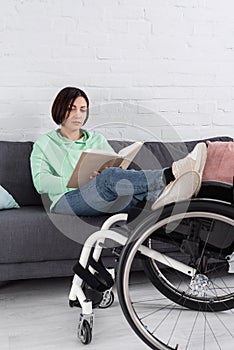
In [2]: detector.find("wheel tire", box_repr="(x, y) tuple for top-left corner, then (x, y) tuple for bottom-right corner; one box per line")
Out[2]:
(142, 200), (234, 312)
(78, 320), (92, 345)
(117, 199), (234, 350)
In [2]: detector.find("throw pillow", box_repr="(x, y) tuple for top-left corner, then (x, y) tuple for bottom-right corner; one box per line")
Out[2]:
(0, 185), (20, 210)
(202, 141), (234, 184)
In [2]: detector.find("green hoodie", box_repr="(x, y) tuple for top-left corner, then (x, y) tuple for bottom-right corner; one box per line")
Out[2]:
(30, 129), (114, 210)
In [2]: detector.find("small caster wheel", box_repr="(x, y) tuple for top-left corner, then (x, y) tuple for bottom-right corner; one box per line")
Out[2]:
(99, 290), (114, 309)
(78, 320), (92, 345)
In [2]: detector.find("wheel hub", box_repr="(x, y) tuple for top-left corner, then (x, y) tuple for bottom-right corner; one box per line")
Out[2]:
(189, 274), (210, 297)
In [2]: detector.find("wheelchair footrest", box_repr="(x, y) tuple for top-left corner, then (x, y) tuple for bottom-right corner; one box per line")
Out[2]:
(73, 256), (114, 293)
(69, 298), (81, 308)
(69, 282), (104, 309)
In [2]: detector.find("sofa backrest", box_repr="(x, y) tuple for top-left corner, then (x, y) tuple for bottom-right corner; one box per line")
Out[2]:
(0, 141), (42, 206)
(1, 136), (232, 208)
(109, 136), (233, 170)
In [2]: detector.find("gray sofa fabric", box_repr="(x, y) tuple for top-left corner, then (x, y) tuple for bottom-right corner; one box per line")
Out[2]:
(0, 141), (42, 206)
(0, 136), (232, 282)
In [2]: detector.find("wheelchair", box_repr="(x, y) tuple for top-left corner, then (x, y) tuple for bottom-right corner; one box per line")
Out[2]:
(68, 180), (234, 350)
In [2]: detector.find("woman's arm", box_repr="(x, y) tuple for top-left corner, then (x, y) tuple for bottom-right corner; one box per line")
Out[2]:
(30, 144), (65, 196)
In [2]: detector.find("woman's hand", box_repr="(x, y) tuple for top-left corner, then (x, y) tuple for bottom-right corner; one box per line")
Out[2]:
(89, 166), (109, 180)
(89, 170), (101, 180)
(89, 165), (123, 180)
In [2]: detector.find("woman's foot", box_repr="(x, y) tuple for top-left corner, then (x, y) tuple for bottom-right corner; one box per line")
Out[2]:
(151, 171), (200, 211)
(172, 143), (207, 179)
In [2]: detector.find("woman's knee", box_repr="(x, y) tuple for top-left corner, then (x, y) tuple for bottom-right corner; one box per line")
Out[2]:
(100, 167), (122, 180)
(96, 167), (123, 195)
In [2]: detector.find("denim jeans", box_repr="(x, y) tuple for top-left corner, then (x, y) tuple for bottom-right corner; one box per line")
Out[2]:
(53, 167), (165, 216)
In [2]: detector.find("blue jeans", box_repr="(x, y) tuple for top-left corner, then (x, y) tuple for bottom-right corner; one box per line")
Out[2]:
(53, 167), (165, 216)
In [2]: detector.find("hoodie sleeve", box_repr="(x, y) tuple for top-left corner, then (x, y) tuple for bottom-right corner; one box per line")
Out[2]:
(30, 142), (65, 196)
(97, 134), (115, 152)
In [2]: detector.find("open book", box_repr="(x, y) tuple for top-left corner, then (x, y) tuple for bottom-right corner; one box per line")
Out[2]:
(67, 141), (143, 188)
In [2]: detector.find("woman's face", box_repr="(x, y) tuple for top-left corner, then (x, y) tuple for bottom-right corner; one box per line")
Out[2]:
(62, 96), (88, 131)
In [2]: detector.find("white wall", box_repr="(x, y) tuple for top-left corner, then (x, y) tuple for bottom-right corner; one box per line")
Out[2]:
(1, 0), (234, 142)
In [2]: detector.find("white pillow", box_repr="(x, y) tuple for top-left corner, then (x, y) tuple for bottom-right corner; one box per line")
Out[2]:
(0, 185), (20, 210)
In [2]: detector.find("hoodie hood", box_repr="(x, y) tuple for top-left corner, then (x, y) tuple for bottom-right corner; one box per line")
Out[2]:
(47, 129), (90, 146)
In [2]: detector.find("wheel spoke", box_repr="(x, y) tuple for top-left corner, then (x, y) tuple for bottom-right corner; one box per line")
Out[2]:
(117, 203), (234, 350)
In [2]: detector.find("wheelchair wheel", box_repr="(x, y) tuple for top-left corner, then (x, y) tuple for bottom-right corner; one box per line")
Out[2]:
(117, 200), (234, 350)
(78, 320), (92, 345)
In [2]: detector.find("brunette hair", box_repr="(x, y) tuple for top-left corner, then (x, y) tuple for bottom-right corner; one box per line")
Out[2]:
(51, 87), (89, 125)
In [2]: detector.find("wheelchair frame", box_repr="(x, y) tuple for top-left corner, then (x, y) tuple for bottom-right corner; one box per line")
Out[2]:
(68, 213), (200, 343)
(68, 182), (234, 349)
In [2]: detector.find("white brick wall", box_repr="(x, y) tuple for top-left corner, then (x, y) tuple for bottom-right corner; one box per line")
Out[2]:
(0, 0), (234, 142)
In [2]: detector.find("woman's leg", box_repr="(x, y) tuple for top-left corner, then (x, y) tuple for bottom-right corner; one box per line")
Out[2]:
(54, 167), (165, 216)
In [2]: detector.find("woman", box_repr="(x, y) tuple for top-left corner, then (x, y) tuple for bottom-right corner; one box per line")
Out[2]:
(30, 87), (206, 216)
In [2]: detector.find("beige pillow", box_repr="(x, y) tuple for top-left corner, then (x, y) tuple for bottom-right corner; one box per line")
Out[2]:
(202, 141), (234, 184)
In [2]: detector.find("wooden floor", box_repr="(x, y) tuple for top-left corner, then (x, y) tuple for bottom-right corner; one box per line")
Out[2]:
(0, 277), (148, 350)
(1, 275), (233, 350)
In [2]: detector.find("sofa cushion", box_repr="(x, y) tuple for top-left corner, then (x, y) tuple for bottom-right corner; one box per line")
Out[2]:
(0, 206), (112, 264)
(0, 141), (42, 206)
(203, 141), (234, 184)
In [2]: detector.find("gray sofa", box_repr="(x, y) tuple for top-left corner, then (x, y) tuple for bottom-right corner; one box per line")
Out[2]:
(0, 136), (232, 282)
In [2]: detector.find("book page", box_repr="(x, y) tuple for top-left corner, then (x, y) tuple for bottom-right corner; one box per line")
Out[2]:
(118, 141), (143, 168)
(82, 148), (118, 157)
(67, 152), (123, 188)
(66, 141), (143, 188)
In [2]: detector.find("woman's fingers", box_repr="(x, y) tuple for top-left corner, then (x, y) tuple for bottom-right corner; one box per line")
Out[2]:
(89, 170), (100, 180)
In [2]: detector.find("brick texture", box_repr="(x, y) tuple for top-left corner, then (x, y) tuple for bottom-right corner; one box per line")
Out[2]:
(0, 0), (233, 142)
